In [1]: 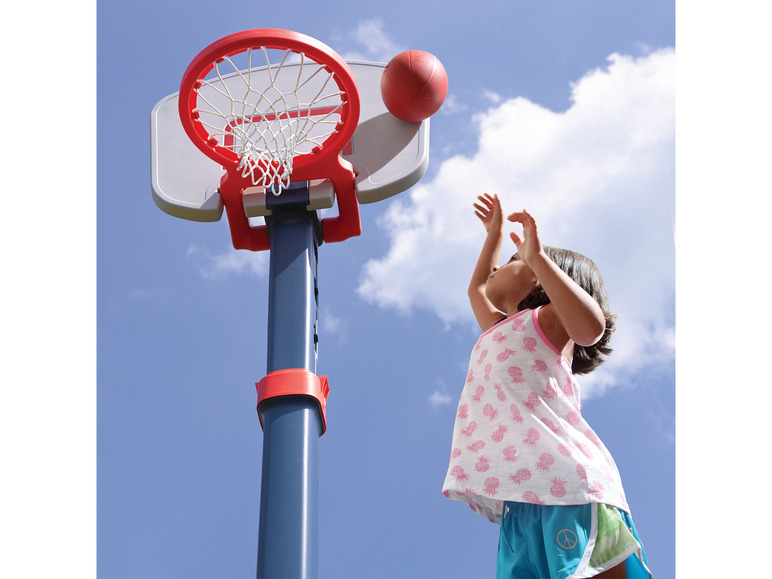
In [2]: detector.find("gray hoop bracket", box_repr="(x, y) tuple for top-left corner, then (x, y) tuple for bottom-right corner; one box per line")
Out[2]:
(256, 369), (330, 434)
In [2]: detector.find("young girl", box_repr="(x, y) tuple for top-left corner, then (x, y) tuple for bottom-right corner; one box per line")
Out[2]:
(441, 194), (651, 579)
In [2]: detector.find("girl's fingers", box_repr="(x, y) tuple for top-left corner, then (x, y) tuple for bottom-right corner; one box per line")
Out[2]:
(507, 210), (529, 223)
(508, 210), (537, 233)
(473, 209), (489, 223)
(474, 194), (503, 219)
(476, 195), (495, 210)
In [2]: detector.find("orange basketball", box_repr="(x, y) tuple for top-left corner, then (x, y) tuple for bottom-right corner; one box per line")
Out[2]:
(380, 50), (448, 122)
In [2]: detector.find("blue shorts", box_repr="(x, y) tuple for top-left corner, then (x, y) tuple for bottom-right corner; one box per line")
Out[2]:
(496, 502), (651, 579)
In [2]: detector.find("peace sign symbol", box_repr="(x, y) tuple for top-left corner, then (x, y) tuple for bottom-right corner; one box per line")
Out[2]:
(556, 528), (578, 550)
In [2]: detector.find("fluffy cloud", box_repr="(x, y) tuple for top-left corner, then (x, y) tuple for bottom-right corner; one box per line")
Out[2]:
(339, 18), (406, 62)
(357, 49), (675, 398)
(187, 244), (269, 279)
(429, 389), (453, 407)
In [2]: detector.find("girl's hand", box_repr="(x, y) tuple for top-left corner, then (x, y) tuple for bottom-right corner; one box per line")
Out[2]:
(473, 193), (503, 236)
(507, 209), (543, 267)
(508, 209), (606, 347)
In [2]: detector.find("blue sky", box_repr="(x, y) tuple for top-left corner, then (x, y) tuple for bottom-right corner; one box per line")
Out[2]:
(9, 1), (770, 578)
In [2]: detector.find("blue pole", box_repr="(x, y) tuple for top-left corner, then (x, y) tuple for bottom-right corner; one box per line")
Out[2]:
(256, 184), (323, 579)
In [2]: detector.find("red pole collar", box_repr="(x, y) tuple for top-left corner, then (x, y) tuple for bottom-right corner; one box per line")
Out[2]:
(256, 369), (330, 434)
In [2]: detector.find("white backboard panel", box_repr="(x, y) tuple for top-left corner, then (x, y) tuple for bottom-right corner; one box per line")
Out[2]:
(151, 61), (430, 222)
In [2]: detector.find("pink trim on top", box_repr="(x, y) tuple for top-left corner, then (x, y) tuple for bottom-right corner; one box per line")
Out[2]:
(532, 307), (571, 367)
(480, 309), (530, 340)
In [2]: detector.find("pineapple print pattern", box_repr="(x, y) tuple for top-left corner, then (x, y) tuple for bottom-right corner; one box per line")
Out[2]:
(441, 308), (629, 524)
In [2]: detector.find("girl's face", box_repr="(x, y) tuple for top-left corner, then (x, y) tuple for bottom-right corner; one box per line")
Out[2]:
(485, 254), (536, 312)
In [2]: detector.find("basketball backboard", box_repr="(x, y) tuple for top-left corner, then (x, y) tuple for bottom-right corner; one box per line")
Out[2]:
(151, 60), (430, 223)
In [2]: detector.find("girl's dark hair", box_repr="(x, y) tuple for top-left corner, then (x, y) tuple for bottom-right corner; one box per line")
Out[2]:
(517, 246), (616, 375)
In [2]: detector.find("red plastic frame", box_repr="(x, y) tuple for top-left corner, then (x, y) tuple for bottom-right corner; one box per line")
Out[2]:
(256, 369), (330, 434)
(179, 29), (362, 251)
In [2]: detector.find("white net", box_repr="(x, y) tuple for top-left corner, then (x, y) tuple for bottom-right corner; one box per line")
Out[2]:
(192, 48), (348, 194)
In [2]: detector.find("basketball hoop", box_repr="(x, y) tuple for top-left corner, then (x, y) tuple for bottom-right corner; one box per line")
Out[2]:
(179, 29), (362, 251)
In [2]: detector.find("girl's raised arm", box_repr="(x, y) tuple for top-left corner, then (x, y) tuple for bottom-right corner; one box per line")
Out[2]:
(508, 210), (605, 347)
(468, 194), (507, 331)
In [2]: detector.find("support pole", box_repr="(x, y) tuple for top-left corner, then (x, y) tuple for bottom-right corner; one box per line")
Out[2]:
(256, 183), (323, 579)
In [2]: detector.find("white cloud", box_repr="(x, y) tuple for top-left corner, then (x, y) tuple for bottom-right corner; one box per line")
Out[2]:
(482, 89), (503, 104)
(320, 305), (348, 344)
(187, 244), (269, 279)
(357, 49), (675, 399)
(439, 94), (466, 116)
(128, 288), (165, 302)
(340, 18), (406, 63)
(429, 390), (453, 407)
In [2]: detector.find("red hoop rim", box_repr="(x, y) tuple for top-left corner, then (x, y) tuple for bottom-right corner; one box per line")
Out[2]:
(178, 28), (361, 180)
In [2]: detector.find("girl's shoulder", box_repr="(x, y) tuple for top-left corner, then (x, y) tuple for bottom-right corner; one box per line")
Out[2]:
(533, 303), (573, 361)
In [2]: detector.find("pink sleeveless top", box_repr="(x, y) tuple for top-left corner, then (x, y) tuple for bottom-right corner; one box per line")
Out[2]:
(441, 307), (629, 524)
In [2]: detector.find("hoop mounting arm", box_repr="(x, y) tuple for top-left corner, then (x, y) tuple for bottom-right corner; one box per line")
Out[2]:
(320, 157), (362, 244)
(219, 172), (271, 251)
